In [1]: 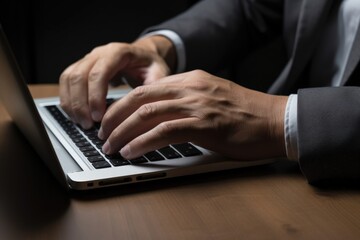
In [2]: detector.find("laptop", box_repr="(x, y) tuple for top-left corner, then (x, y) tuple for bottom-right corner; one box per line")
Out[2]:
(0, 25), (273, 190)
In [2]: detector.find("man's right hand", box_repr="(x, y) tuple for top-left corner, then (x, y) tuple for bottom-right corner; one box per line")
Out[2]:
(59, 36), (175, 129)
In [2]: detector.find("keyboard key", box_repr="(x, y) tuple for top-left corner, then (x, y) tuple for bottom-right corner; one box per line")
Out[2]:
(81, 127), (98, 135)
(79, 146), (96, 152)
(144, 151), (165, 161)
(106, 153), (123, 159)
(72, 137), (86, 143)
(92, 139), (104, 145)
(83, 150), (100, 157)
(92, 161), (111, 169)
(171, 143), (202, 157)
(70, 133), (82, 139)
(129, 156), (148, 164)
(158, 146), (182, 159)
(60, 121), (74, 129)
(87, 134), (99, 140)
(76, 141), (91, 147)
(66, 129), (79, 135)
(88, 155), (105, 163)
(110, 158), (130, 166)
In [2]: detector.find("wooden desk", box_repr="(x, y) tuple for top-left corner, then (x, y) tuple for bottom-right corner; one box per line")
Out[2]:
(1, 84), (360, 239)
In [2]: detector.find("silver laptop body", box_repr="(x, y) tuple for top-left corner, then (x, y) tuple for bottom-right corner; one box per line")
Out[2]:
(0, 26), (271, 190)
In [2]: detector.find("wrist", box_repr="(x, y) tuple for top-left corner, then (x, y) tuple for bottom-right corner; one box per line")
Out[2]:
(268, 95), (288, 158)
(133, 35), (177, 73)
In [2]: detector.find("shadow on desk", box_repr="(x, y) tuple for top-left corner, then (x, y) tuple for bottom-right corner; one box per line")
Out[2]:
(0, 120), (70, 231)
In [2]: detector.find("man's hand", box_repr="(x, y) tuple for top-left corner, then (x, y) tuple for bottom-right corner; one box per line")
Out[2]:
(59, 36), (175, 129)
(99, 70), (288, 161)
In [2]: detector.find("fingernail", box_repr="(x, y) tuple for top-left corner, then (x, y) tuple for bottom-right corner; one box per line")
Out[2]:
(120, 145), (130, 159)
(102, 141), (111, 154)
(91, 111), (102, 122)
(98, 127), (104, 140)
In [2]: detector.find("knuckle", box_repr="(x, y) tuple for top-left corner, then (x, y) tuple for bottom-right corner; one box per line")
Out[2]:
(106, 42), (119, 49)
(71, 101), (86, 116)
(157, 122), (174, 137)
(137, 104), (156, 120)
(59, 71), (68, 83)
(184, 70), (209, 91)
(88, 70), (102, 83)
(60, 63), (75, 79)
(131, 86), (147, 99)
(91, 44), (106, 54)
(188, 69), (208, 81)
(83, 53), (91, 59)
(190, 69), (206, 76)
(106, 42), (129, 53)
(60, 67), (75, 84)
(68, 71), (87, 86)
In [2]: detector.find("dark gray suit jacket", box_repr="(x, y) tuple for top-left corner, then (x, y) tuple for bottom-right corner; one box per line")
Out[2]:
(146, 0), (360, 183)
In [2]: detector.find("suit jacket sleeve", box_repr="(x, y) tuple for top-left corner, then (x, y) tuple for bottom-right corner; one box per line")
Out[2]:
(143, 0), (283, 73)
(298, 87), (360, 183)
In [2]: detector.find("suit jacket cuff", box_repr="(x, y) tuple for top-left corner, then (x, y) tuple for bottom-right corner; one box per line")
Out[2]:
(298, 87), (360, 183)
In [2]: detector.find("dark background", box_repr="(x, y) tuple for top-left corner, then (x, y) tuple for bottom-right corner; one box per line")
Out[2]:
(0, 0), (197, 83)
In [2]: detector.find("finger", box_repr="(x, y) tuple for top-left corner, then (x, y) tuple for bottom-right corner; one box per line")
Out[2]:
(101, 99), (189, 155)
(88, 46), (143, 121)
(59, 62), (78, 120)
(98, 83), (181, 140)
(67, 58), (98, 128)
(87, 58), (112, 122)
(120, 118), (199, 159)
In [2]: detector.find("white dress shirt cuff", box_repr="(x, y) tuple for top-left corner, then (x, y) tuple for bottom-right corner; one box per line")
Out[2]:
(284, 94), (299, 161)
(141, 30), (186, 73)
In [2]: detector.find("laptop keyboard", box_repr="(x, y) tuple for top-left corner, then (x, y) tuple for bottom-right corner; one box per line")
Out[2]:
(45, 102), (202, 169)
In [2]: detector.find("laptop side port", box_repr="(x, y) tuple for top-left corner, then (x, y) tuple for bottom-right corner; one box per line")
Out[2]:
(99, 177), (132, 186)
